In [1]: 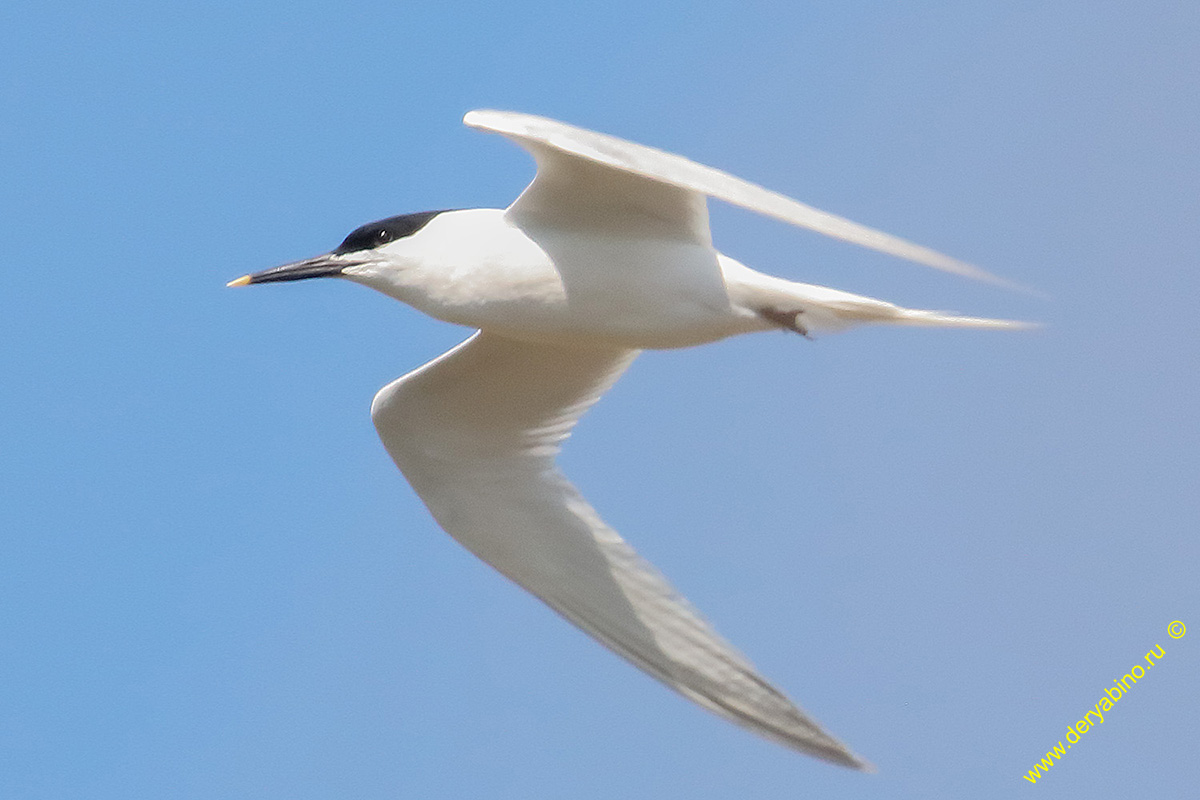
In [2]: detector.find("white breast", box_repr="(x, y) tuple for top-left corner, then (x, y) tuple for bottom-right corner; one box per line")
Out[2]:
(378, 209), (743, 348)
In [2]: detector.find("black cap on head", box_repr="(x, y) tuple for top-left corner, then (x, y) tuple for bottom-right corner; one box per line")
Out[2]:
(334, 210), (452, 254)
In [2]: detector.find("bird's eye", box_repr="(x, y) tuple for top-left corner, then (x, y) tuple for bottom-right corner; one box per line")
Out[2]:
(375, 229), (394, 244)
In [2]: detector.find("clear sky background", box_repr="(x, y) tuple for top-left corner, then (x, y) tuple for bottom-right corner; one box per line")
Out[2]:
(2, 1), (1197, 797)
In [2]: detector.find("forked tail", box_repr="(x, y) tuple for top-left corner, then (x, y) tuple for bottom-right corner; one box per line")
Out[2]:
(722, 258), (1035, 336)
(866, 307), (1035, 330)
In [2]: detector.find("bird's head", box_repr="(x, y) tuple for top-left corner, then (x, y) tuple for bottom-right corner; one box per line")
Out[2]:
(227, 210), (451, 292)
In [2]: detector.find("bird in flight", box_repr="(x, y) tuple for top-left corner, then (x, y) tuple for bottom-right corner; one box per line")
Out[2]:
(229, 110), (1026, 770)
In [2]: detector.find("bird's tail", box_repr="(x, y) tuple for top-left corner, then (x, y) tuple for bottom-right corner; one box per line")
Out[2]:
(722, 256), (1036, 336)
(855, 306), (1036, 330)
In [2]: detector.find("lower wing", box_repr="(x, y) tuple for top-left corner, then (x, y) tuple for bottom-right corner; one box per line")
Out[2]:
(370, 331), (869, 769)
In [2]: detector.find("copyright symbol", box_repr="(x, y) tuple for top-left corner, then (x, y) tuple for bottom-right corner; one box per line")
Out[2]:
(1168, 620), (1186, 638)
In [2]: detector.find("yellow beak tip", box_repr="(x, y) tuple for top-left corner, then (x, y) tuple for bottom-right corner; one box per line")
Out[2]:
(226, 275), (252, 288)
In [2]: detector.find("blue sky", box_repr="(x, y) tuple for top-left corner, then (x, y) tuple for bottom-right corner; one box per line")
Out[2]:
(2, 1), (1197, 797)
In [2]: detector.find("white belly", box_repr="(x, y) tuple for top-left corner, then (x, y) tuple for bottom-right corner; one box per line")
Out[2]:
(370, 210), (748, 349)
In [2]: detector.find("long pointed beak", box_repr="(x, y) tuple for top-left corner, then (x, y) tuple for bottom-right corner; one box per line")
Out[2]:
(226, 253), (358, 288)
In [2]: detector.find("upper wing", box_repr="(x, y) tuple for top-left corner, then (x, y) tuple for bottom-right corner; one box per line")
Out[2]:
(370, 332), (869, 769)
(465, 108), (1012, 287)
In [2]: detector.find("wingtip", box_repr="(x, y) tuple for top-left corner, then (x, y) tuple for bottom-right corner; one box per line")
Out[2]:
(975, 270), (1047, 298)
(897, 251), (1039, 296)
(837, 751), (876, 773)
(788, 731), (876, 772)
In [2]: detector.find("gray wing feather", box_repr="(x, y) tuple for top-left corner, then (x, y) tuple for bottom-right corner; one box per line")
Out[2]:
(465, 108), (1015, 288)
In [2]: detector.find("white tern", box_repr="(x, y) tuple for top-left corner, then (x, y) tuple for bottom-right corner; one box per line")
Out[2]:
(229, 110), (1028, 769)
